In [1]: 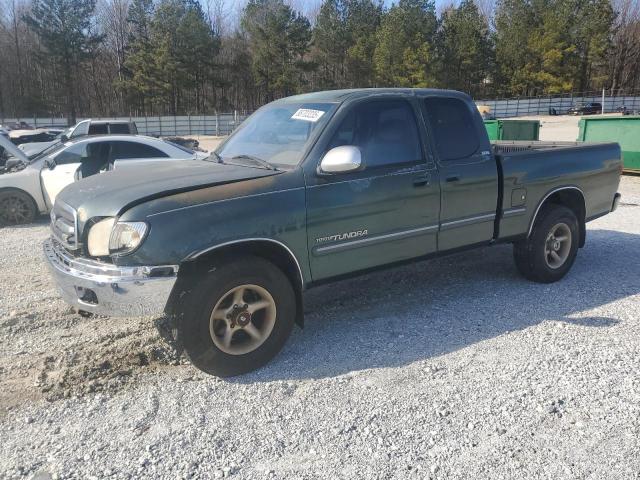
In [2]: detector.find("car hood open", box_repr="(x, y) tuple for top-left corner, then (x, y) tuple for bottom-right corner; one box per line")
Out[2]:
(56, 160), (281, 225)
(0, 134), (30, 164)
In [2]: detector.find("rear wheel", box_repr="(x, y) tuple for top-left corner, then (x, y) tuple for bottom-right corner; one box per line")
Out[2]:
(177, 256), (296, 377)
(0, 190), (37, 225)
(513, 205), (579, 283)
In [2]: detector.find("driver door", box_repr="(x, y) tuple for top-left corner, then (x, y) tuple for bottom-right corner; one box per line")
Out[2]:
(304, 97), (441, 281)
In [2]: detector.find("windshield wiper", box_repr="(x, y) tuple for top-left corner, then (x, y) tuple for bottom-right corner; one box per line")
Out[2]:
(210, 151), (223, 163)
(229, 155), (278, 171)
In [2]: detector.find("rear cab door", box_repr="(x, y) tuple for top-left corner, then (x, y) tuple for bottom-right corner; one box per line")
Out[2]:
(420, 95), (499, 251)
(303, 93), (441, 281)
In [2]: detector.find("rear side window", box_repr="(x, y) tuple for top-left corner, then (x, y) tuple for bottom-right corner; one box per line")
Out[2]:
(328, 99), (422, 168)
(423, 97), (479, 161)
(88, 124), (108, 135)
(109, 123), (132, 134)
(110, 141), (168, 159)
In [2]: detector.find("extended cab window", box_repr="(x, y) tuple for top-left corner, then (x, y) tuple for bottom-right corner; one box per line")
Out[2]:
(88, 124), (108, 135)
(328, 99), (422, 168)
(109, 123), (133, 134)
(423, 97), (479, 161)
(110, 141), (168, 160)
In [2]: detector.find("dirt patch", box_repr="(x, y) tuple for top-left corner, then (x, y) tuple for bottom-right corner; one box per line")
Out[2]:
(0, 308), (182, 413)
(37, 317), (182, 401)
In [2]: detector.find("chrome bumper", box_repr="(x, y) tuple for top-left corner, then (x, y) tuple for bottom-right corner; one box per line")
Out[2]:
(43, 238), (178, 317)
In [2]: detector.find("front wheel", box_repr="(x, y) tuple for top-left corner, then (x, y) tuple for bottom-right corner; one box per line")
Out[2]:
(177, 256), (296, 377)
(0, 190), (37, 225)
(513, 205), (579, 283)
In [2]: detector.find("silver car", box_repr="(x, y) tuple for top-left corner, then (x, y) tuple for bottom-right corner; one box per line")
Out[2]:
(0, 134), (208, 225)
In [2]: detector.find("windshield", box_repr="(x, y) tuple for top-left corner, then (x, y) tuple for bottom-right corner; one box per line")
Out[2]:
(215, 102), (338, 167)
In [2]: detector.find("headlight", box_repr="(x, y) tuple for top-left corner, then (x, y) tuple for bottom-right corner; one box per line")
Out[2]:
(109, 221), (148, 255)
(87, 218), (115, 256)
(87, 218), (148, 257)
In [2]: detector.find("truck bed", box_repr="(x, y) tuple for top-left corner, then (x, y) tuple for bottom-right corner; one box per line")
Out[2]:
(493, 140), (622, 241)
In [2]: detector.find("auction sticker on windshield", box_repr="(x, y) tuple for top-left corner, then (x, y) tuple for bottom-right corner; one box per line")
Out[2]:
(291, 109), (325, 122)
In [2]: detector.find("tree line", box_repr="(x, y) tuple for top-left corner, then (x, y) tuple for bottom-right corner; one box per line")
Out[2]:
(0, 0), (639, 122)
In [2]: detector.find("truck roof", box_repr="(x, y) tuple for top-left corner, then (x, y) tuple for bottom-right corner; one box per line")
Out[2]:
(276, 88), (472, 104)
(83, 119), (135, 124)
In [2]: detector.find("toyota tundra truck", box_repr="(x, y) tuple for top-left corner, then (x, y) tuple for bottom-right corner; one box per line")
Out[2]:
(44, 89), (622, 376)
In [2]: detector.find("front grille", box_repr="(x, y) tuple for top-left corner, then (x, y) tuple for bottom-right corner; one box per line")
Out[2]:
(50, 201), (79, 251)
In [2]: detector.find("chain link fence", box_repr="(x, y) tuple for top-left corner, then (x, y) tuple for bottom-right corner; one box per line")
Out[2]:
(475, 91), (640, 118)
(4, 91), (640, 130)
(0, 113), (251, 136)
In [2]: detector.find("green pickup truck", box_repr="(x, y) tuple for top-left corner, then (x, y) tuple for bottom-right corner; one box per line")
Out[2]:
(44, 89), (622, 376)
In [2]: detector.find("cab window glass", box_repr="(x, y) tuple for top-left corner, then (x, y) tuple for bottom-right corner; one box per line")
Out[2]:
(88, 124), (108, 135)
(328, 99), (422, 168)
(423, 97), (479, 161)
(109, 123), (131, 134)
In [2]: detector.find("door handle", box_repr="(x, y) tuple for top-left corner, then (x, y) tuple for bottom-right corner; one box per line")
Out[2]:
(445, 175), (460, 183)
(413, 173), (431, 187)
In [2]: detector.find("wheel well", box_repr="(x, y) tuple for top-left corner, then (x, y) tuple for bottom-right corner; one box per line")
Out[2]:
(169, 240), (305, 327)
(0, 187), (39, 218)
(0, 187), (37, 207)
(532, 188), (586, 247)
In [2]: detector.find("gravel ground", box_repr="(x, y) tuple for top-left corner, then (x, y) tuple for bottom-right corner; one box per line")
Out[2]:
(1, 176), (639, 480)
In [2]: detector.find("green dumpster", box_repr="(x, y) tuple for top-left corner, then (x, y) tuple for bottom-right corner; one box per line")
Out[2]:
(578, 116), (640, 172)
(484, 120), (540, 141)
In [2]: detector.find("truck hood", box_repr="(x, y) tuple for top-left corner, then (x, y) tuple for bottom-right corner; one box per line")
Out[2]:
(56, 160), (281, 223)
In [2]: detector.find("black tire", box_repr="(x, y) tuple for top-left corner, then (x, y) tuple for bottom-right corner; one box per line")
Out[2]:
(177, 255), (295, 377)
(0, 189), (37, 226)
(513, 205), (580, 283)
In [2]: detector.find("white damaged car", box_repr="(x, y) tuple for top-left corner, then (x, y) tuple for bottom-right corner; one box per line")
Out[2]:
(0, 134), (208, 225)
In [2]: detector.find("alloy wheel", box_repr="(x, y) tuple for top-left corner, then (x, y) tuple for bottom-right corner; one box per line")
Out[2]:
(544, 222), (572, 269)
(209, 284), (277, 355)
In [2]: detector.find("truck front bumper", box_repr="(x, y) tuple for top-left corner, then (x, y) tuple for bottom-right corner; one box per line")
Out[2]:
(44, 238), (178, 317)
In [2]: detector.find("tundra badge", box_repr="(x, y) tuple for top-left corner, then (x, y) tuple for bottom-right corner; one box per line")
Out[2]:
(316, 230), (368, 244)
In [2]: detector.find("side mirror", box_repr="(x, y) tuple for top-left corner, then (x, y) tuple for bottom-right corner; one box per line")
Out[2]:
(45, 159), (55, 170)
(4, 158), (22, 170)
(59, 134), (68, 142)
(319, 146), (362, 174)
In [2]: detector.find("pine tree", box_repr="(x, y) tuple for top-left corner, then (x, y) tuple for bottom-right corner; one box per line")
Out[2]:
(373, 0), (438, 87)
(122, 0), (218, 114)
(438, 0), (493, 96)
(24, 0), (103, 123)
(343, 0), (383, 87)
(241, 0), (312, 101)
(312, 0), (350, 89)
